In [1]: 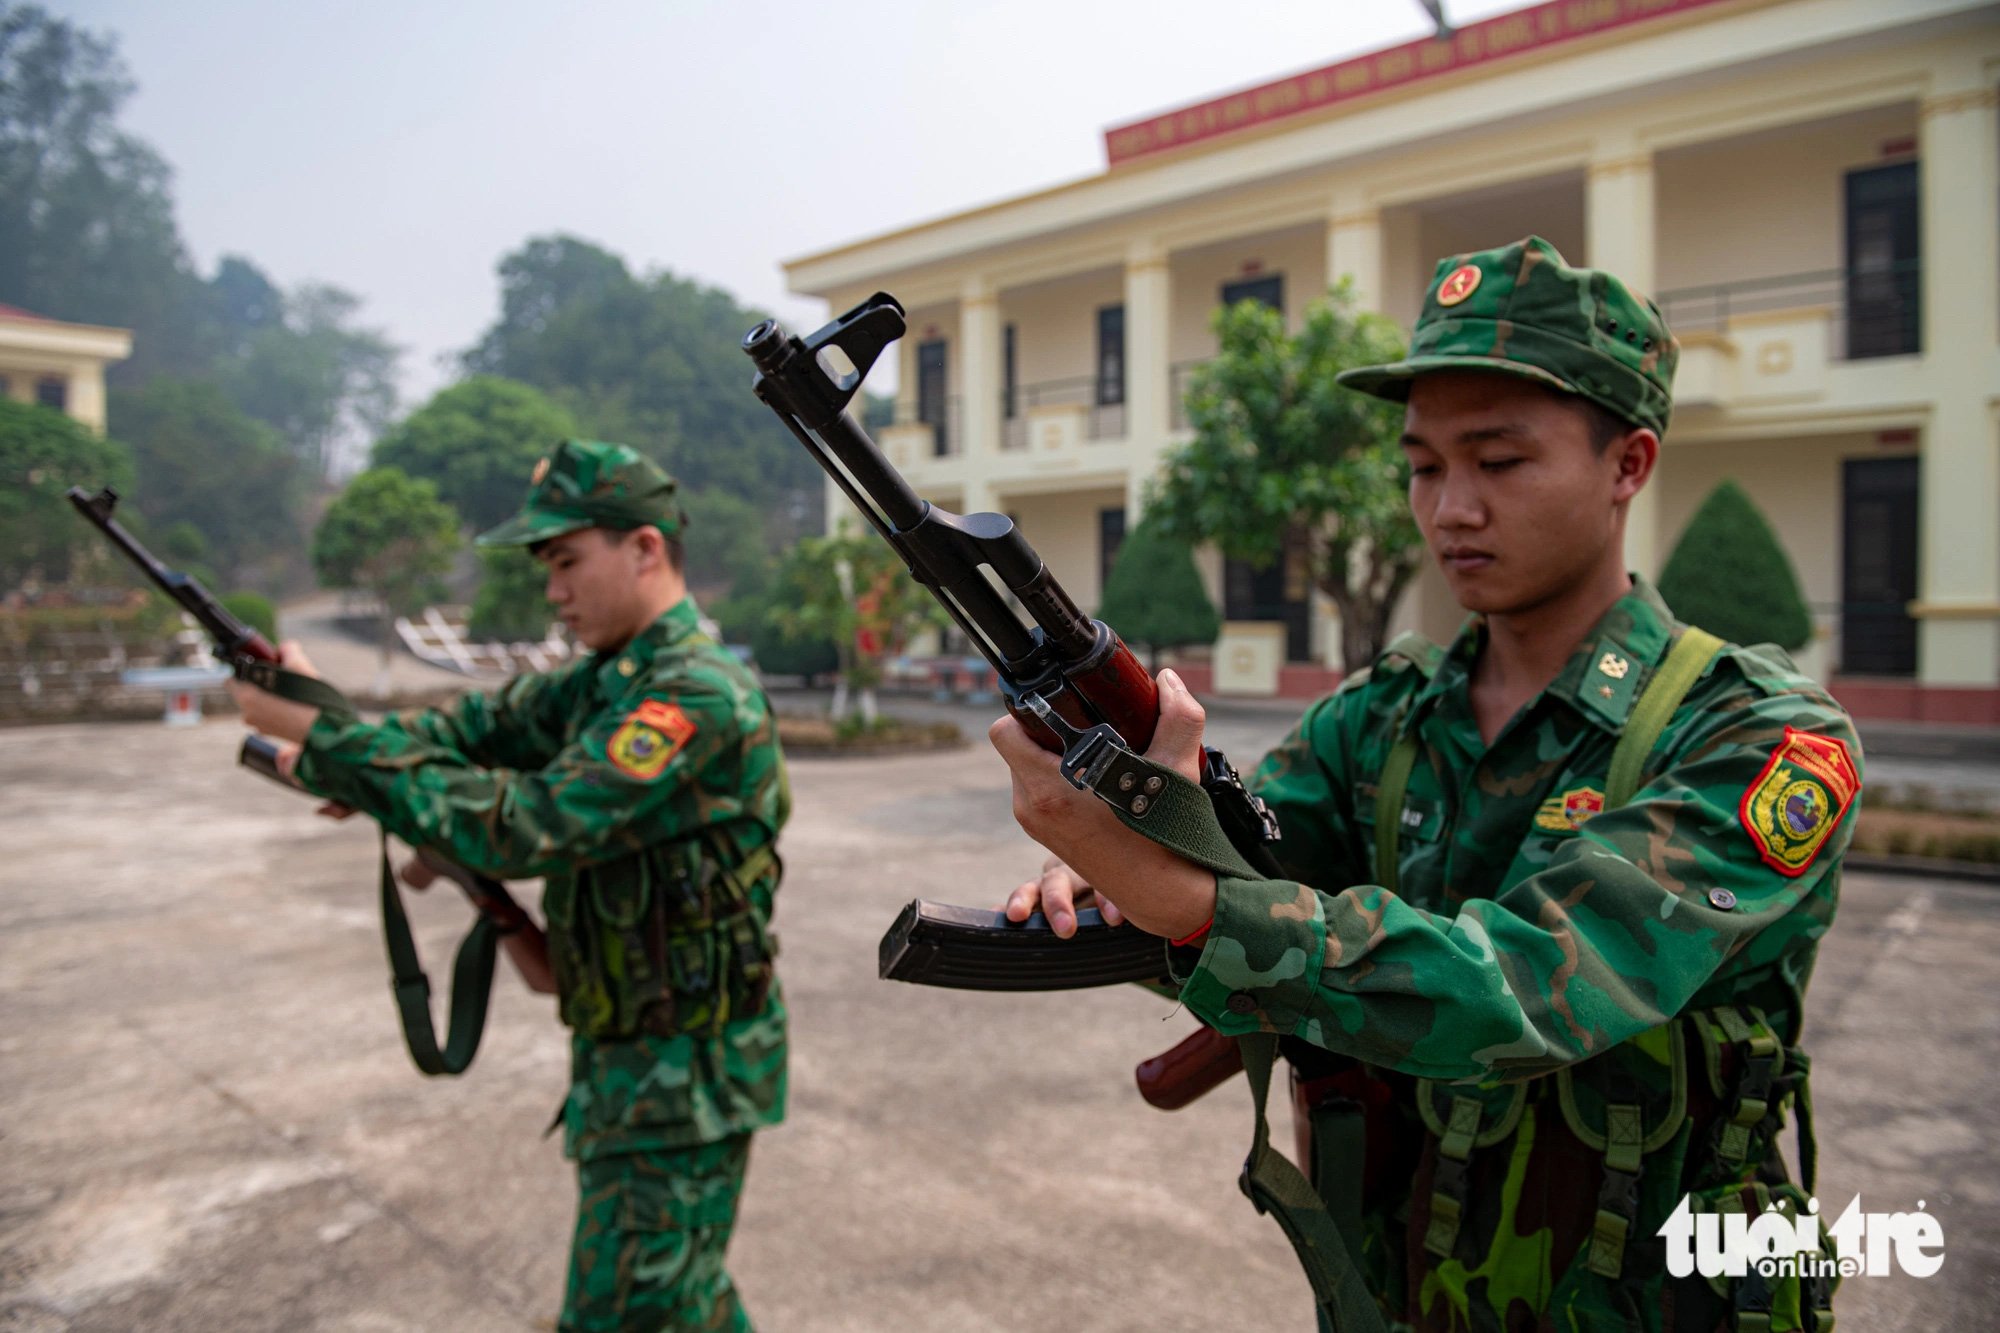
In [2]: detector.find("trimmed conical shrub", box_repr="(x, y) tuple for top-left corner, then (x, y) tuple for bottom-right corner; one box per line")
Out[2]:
(1657, 480), (1813, 652)
(1098, 518), (1222, 669)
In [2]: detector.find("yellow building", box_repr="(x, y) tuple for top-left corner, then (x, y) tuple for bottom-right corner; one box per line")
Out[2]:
(0, 303), (132, 434)
(786, 0), (2000, 722)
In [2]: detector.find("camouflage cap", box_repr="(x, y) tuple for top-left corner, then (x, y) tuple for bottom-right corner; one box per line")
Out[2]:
(1336, 235), (1678, 436)
(475, 439), (685, 548)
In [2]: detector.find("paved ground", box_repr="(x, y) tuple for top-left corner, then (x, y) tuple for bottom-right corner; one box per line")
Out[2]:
(2, 705), (1996, 1331)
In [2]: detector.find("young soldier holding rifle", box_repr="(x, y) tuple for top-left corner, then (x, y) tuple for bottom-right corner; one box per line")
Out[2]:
(231, 440), (788, 1333)
(996, 238), (1856, 1332)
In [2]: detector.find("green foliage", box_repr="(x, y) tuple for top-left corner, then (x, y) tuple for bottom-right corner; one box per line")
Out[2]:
(372, 376), (579, 531)
(1097, 518), (1220, 667)
(216, 281), (399, 479)
(765, 522), (939, 703)
(468, 546), (552, 642)
(312, 467), (460, 617)
(220, 590), (277, 642)
(458, 234), (820, 536)
(0, 397), (135, 587)
(681, 487), (772, 598)
(110, 379), (302, 586)
(1151, 282), (1421, 671)
(1657, 480), (1814, 653)
(0, 4), (212, 384)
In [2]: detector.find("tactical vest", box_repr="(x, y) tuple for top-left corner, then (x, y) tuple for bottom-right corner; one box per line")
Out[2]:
(546, 829), (781, 1042)
(1345, 626), (1837, 1331)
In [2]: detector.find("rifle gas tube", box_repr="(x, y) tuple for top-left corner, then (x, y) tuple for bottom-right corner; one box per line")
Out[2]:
(743, 294), (1281, 993)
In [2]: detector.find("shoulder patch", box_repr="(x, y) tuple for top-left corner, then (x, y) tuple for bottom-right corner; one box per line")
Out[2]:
(606, 698), (696, 781)
(1740, 727), (1859, 877)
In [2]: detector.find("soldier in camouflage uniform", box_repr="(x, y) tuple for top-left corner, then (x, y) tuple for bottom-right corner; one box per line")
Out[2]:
(232, 439), (789, 1332)
(997, 238), (1855, 1331)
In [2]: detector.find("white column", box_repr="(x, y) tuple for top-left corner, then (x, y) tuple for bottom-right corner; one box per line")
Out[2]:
(1914, 64), (2000, 686)
(1124, 239), (1172, 525)
(2, 373), (28, 404)
(1587, 139), (1662, 580)
(1325, 194), (1383, 312)
(69, 367), (107, 433)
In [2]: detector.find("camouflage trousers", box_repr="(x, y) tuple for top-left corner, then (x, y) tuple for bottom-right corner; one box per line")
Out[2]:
(560, 1134), (754, 1333)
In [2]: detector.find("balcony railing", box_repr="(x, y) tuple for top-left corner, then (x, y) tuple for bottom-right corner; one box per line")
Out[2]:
(1656, 261), (1921, 361)
(887, 396), (962, 457)
(1000, 377), (1125, 448)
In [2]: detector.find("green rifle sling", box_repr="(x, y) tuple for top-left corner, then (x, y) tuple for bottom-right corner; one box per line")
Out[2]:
(243, 657), (502, 1077)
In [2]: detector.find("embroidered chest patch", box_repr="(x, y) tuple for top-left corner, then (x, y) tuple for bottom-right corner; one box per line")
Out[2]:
(1741, 727), (1859, 876)
(606, 698), (696, 781)
(1535, 785), (1606, 832)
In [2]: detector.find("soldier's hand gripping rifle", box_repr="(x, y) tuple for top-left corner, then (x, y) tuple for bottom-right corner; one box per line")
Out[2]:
(741, 295), (1284, 1000)
(70, 486), (547, 1075)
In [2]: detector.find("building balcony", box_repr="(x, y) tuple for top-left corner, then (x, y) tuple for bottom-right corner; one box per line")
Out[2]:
(1000, 377), (1126, 451)
(1659, 262), (1921, 412)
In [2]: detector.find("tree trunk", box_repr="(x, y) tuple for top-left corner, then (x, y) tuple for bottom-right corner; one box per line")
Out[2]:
(374, 614), (395, 697)
(831, 678), (850, 721)
(859, 688), (878, 726)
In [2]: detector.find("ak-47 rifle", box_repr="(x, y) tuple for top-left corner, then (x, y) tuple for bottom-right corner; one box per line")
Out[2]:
(744, 300), (1389, 1333)
(70, 486), (547, 1074)
(741, 294), (1277, 1100)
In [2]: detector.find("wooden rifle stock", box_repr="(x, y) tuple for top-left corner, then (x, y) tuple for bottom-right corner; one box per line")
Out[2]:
(401, 851), (557, 995)
(1135, 1025), (1245, 1110)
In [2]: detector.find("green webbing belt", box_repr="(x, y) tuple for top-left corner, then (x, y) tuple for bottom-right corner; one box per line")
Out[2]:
(238, 655), (502, 1077)
(1238, 1034), (1390, 1333)
(1374, 734), (1420, 894)
(1607, 627), (1725, 809)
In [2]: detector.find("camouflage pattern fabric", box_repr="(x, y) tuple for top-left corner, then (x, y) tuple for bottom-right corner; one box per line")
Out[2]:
(294, 596), (792, 1160)
(561, 1134), (754, 1333)
(1337, 236), (1678, 437)
(1170, 579), (1857, 1331)
(476, 437), (688, 547)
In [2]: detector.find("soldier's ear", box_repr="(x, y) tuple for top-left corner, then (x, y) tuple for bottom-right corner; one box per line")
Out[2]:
(1610, 429), (1658, 505)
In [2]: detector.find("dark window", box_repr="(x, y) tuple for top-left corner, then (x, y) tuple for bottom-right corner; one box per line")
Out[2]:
(1841, 456), (1919, 676)
(1099, 507), (1126, 596)
(35, 377), (67, 411)
(1003, 323), (1017, 419)
(1224, 525), (1311, 662)
(1096, 305), (1125, 406)
(917, 339), (949, 456)
(1844, 162), (1919, 358)
(1221, 274), (1285, 315)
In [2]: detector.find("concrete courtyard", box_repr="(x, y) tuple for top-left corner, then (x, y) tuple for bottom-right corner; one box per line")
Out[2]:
(2, 706), (1996, 1331)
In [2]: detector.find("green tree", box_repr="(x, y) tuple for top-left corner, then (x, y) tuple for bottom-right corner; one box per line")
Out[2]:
(0, 5), (214, 383)
(467, 546), (552, 642)
(312, 467), (460, 688)
(1657, 479), (1814, 653)
(1097, 518), (1221, 670)
(767, 522), (939, 722)
(110, 379), (303, 587)
(219, 282), (400, 479)
(1151, 282), (1421, 672)
(219, 590), (277, 642)
(372, 376), (578, 531)
(459, 235), (821, 538)
(680, 487), (772, 600)
(0, 397), (134, 587)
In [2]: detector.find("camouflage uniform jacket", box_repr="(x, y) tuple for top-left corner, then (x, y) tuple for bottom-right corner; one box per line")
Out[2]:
(1172, 579), (1859, 1330)
(296, 598), (790, 1162)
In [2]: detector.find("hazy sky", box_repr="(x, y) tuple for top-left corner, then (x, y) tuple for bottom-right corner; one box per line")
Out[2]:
(66, 0), (1535, 404)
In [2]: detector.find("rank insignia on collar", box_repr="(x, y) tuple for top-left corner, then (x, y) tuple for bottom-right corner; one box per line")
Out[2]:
(1741, 727), (1859, 877)
(1535, 785), (1605, 832)
(1597, 652), (1630, 680)
(607, 698), (695, 781)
